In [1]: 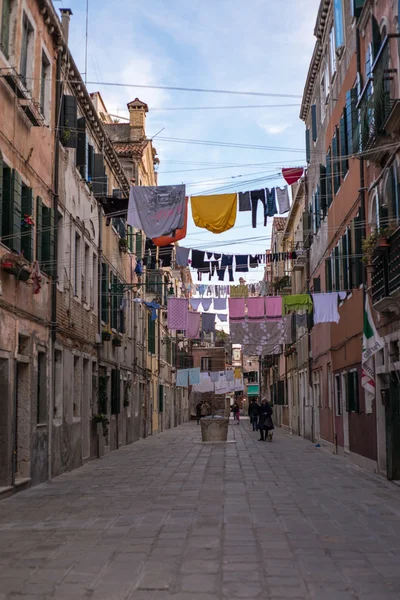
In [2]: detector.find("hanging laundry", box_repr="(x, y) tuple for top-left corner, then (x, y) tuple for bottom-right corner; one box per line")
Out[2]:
(265, 188), (278, 217)
(167, 298), (189, 330)
(192, 372), (214, 393)
(230, 317), (292, 353)
(239, 191), (251, 212)
(210, 371), (220, 383)
(200, 298), (213, 311)
(135, 259), (143, 276)
(190, 298), (202, 311)
(283, 294), (313, 314)
(276, 186), (290, 214)
(186, 311), (201, 338)
(128, 185), (186, 238)
(282, 167), (304, 186)
(159, 244), (173, 267)
(32, 261), (42, 295)
(209, 260), (219, 280)
(188, 367), (201, 385)
(191, 249), (206, 271)
(339, 291), (347, 301)
(225, 370), (234, 382)
(175, 246), (190, 267)
(228, 298), (246, 320)
(230, 284), (249, 298)
(206, 252), (213, 260)
(152, 197), (188, 246)
(312, 293), (340, 324)
(247, 297), (265, 322)
(295, 313), (308, 328)
(217, 254), (234, 282)
(234, 378), (244, 392)
(176, 369), (189, 387)
(215, 372), (229, 394)
(250, 189), (267, 228)
(213, 297), (227, 311)
(235, 255), (249, 272)
(265, 296), (282, 320)
(202, 313), (216, 334)
(234, 367), (242, 379)
(217, 314), (228, 322)
(191, 193), (237, 234)
(249, 255), (259, 269)
(144, 301), (160, 321)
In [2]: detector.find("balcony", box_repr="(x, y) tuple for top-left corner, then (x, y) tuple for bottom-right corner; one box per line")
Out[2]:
(371, 226), (400, 313)
(0, 67), (45, 127)
(357, 35), (400, 162)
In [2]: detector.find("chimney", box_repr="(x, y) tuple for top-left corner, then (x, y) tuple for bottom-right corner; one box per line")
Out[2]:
(60, 9), (73, 44)
(127, 98), (149, 142)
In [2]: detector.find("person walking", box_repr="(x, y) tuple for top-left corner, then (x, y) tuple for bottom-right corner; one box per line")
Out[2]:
(196, 401), (202, 425)
(265, 400), (274, 441)
(248, 399), (259, 431)
(258, 398), (273, 441)
(231, 401), (240, 425)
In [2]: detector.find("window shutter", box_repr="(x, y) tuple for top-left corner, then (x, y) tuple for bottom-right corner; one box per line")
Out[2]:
(0, 151), (3, 237)
(21, 186), (33, 262)
(11, 170), (22, 253)
(36, 196), (43, 262)
(127, 225), (134, 252)
(305, 128), (311, 163)
(303, 209), (312, 249)
(347, 228), (353, 289)
(92, 153), (105, 196)
(311, 104), (317, 142)
(87, 144), (94, 181)
(344, 373), (350, 411)
(20, 15), (29, 85)
(320, 164), (327, 217)
(342, 232), (349, 291)
(333, 130), (341, 194)
(340, 111), (349, 176)
(135, 230), (143, 259)
(101, 263), (109, 323)
(1, 0), (11, 58)
(42, 205), (54, 275)
(158, 384), (164, 413)
(61, 95), (77, 148)
(325, 258), (332, 292)
(313, 277), (321, 292)
(354, 370), (360, 412)
(326, 147), (333, 207)
(334, 246), (340, 291)
(111, 272), (118, 330)
(353, 0), (367, 18)
(111, 369), (121, 415)
(76, 117), (86, 175)
(372, 16), (382, 60)
(354, 212), (363, 285)
(346, 88), (359, 154)
(315, 186), (321, 231)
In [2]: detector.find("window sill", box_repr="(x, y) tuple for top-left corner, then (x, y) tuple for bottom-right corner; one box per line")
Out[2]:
(36, 423), (47, 428)
(72, 416), (81, 423)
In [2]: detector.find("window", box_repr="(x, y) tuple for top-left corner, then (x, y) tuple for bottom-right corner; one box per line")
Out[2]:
(353, 211), (363, 286)
(320, 68), (327, 122)
(351, 0), (366, 18)
(334, 246), (340, 291)
(54, 349), (63, 419)
(112, 217), (126, 238)
(313, 277), (321, 292)
(36, 197), (55, 275)
(340, 111), (348, 177)
(111, 369), (121, 415)
(20, 183), (33, 262)
(346, 88), (359, 155)
(326, 148), (333, 208)
(334, 0), (344, 49)
(92, 154), (106, 196)
(346, 369), (359, 412)
(327, 364), (332, 409)
(60, 95), (77, 148)
(158, 384), (164, 413)
(329, 27), (336, 77)
(201, 357), (212, 371)
(20, 13), (34, 90)
(320, 164), (327, 217)
(57, 211), (63, 285)
(305, 129), (311, 164)
(83, 243), (89, 303)
(40, 51), (51, 120)
(37, 352), (47, 424)
(92, 253), (97, 309)
(74, 233), (80, 296)
(333, 128), (341, 194)
(73, 355), (81, 418)
(325, 257), (333, 292)
(2, 167), (21, 252)
(147, 313), (156, 354)
(135, 231), (143, 259)
(101, 263), (109, 323)
(335, 373), (342, 415)
(311, 104), (317, 142)
(76, 117), (87, 178)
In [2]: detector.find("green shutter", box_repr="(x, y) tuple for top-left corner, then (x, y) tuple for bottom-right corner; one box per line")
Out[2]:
(127, 225), (134, 252)
(334, 246), (340, 291)
(320, 164), (327, 217)
(111, 369), (121, 415)
(36, 196), (43, 262)
(148, 312), (155, 354)
(92, 153), (105, 196)
(158, 384), (164, 413)
(42, 205), (54, 275)
(313, 277), (321, 292)
(311, 104), (317, 142)
(305, 128), (311, 163)
(344, 373), (350, 412)
(333, 131), (340, 194)
(111, 272), (118, 330)
(326, 147), (333, 207)
(0, 151), (3, 237)
(325, 258), (332, 292)
(1, 0), (11, 59)
(354, 370), (360, 413)
(347, 371), (358, 412)
(21, 186), (33, 262)
(135, 231), (143, 259)
(347, 228), (353, 289)
(342, 233), (349, 291)
(11, 170), (22, 253)
(101, 263), (109, 323)
(76, 117), (86, 175)
(87, 144), (94, 181)
(340, 112), (349, 177)
(346, 88), (359, 154)
(61, 95), (77, 148)
(354, 212), (363, 286)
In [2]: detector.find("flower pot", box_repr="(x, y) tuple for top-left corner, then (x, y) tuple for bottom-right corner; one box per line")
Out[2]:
(112, 337), (122, 347)
(102, 332), (111, 341)
(2, 263), (17, 275)
(17, 269), (31, 282)
(366, 264), (375, 276)
(377, 237), (390, 248)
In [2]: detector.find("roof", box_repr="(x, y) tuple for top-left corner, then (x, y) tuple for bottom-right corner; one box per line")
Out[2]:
(112, 143), (146, 158)
(127, 98), (149, 112)
(273, 217), (287, 232)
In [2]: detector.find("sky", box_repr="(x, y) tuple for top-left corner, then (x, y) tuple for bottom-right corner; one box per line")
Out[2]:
(52, 0), (320, 285)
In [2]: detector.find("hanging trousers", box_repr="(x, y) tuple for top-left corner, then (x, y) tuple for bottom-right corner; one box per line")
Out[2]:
(250, 189), (267, 228)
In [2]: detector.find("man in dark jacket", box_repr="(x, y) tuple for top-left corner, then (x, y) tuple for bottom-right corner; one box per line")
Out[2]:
(258, 398), (273, 441)
(248, 399), (259, 431)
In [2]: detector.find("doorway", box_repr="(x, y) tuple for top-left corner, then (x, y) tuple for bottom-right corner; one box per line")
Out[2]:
(15, 362), (31, 478)
(386, 376), (400, 480)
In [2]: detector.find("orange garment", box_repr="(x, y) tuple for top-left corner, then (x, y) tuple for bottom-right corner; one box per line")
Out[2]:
(152, 197), (188, 247)
(191, 193), (237, 234)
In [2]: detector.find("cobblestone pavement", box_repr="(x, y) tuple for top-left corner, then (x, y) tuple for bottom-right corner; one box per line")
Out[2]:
(1, 421), (400, 599)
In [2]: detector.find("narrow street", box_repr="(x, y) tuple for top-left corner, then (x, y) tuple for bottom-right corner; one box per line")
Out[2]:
(1, 422), (400, 600)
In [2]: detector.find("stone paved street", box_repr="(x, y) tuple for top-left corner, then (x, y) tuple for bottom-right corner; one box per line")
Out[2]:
(1, 421), (400, 600)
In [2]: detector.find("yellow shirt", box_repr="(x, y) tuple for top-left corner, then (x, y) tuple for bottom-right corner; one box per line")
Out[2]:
(191, 193), (237, 234)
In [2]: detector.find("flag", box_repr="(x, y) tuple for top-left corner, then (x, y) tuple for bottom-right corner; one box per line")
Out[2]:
(362, 295), (384, 395)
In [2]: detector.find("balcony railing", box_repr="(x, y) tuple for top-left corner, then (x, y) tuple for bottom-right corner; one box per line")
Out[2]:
(358, 35), (400, 154)
(371, 226), (400, 310)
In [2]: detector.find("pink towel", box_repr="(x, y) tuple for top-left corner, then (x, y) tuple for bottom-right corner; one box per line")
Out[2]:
(167, 298), (188, 330)
(186, 311), (201, 338)
(265, 296), (282, 321)
(247, 297), (265, 321)
(228, 298), (246, 321)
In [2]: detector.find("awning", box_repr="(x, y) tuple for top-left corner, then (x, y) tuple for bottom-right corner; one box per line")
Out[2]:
(247, 385), (259, 397)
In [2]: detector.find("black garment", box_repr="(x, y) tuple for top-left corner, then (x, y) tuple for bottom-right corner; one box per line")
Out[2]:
(206, 252), (213, 260)
(248, 401), (260, 417)
(235, 255), (249, 272)
(258, 402), (272, 434)
(249, 255), (259, 269)
(209, 260), (219, 280)
(239, 191), (251, 212)
(250, 189), (267, 228)
(214, 253), (221, 260)
(218, 254), (234, 282)
(192, 250), (206, 270)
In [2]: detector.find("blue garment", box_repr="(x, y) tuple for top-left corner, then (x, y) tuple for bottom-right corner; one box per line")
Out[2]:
(144, 301), (160, 321)
(188, 368), (200, 385)
(218, 254), (234, 282)
(176, 369), (189, 387)
(135, 259), (143, 275)
(235, 255), (249, 272)
(265, 188), (278, 217)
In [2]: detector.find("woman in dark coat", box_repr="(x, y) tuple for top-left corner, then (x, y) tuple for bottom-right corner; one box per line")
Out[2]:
(258, 398), (274, 441)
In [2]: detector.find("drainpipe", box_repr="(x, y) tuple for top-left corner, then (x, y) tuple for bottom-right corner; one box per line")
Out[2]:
(157, 308), (161, 432)
(48, 49), (63, 482)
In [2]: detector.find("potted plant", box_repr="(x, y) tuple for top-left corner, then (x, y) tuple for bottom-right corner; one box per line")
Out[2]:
(93, 414), (109, 439)
(112, 335), (122, 347)
(102, 328), (112, 341)
(21, 214), (34, 229)
(118, 238), (128, 254)
(1, 252), (31, 281)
